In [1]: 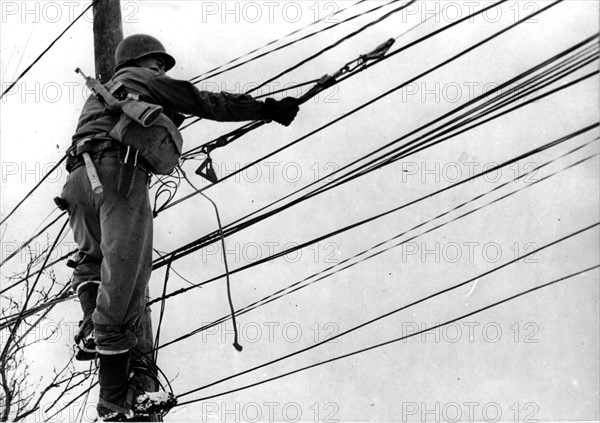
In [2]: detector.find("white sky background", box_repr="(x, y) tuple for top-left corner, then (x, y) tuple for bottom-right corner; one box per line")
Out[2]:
(0, 1), (599, 422)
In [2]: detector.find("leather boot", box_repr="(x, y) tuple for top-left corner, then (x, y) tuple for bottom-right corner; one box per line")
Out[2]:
(97, 352), (134, 421)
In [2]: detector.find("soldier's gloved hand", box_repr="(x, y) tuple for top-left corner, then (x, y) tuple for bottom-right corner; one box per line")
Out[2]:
(262, 97), (300, 127)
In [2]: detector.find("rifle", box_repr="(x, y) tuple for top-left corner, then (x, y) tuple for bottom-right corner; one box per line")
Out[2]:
(75, 67), (163, 128)
(73, 68), (164, 195)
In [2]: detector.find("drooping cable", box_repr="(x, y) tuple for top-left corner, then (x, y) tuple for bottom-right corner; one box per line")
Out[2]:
(181, 170), (243, 352)
(153, 148), (599, 353)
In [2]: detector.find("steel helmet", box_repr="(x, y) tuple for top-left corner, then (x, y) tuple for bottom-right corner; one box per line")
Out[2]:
(114, 34), (176, 72)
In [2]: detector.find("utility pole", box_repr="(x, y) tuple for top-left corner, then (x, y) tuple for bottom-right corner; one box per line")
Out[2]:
(92, 1), (160, 421)
(93, 0), (123, 84)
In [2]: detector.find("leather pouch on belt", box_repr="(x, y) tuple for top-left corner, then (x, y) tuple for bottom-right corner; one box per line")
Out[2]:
(117, 147), (138, 199)
(109, 113), (183, 175)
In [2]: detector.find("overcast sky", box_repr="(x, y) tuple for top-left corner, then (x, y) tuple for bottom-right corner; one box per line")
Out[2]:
(1, 1), (599, 422)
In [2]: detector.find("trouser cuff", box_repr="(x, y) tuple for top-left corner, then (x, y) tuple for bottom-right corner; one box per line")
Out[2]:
(94, 322), (138, 353)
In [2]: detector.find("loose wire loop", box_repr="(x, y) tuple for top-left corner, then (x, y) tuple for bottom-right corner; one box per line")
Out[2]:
(179, 166), (243, 352)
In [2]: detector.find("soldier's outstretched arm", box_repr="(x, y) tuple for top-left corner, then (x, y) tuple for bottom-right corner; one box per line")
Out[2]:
(147, 76), (298, 126)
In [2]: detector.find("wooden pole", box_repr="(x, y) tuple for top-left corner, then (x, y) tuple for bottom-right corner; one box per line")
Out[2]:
(92, 1), (160, 421)
(93, 0), (123, 83)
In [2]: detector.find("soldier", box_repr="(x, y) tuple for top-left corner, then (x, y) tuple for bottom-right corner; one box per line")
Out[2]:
(60, 34), (299, 420)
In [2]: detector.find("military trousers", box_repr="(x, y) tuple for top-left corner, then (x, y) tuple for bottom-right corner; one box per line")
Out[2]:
(61, 153), (153, 353)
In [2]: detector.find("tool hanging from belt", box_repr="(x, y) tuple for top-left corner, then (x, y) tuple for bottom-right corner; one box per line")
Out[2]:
(75, 139), (105, 195)
(194, 38), (396, 183)
(67, 138), (144, 199)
